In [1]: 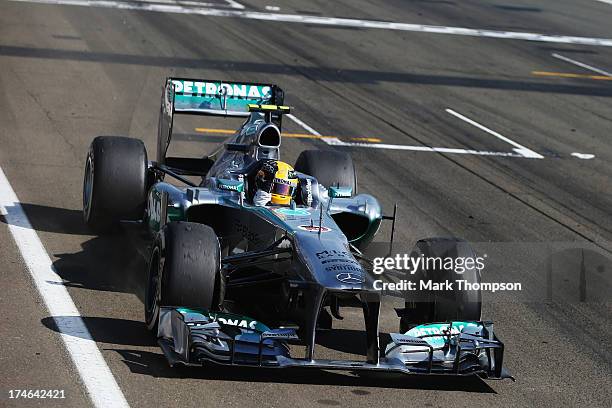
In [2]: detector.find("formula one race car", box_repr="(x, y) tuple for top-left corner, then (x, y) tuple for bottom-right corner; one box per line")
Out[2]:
(82, 78), (511, 379)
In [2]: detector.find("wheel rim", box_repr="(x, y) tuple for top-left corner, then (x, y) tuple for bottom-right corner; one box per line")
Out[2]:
(145, 249), (161, 327)
(83, 154), (94, 220)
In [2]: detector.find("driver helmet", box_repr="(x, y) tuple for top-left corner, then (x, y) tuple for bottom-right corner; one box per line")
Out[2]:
(270, 161), (298, 205)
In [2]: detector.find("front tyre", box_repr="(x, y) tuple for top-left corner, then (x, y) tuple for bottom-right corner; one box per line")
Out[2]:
(145, 222), (223, 332)
(83, 136), (147, 232)
(400, 237), (482, 333)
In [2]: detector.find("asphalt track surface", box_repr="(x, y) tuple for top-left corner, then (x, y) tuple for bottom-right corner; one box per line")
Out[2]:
(1, 0), (612, 407)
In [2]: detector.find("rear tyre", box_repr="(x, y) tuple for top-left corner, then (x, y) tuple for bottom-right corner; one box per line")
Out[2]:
(83, 136), (147, 232)
(294, 150), (357, 194)
(400, 237), (482, 333)
(145, 222), (223, 332)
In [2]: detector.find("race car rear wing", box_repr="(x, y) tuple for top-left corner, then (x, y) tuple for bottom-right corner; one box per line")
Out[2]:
(157, 77), (284, 165)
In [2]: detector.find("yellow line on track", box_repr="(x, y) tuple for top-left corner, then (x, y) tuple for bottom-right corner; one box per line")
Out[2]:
(532, 71), (612, 80)
(195, 128), (235, 134)
(194, 128), (382, 143)
(348, 137), (384, 143)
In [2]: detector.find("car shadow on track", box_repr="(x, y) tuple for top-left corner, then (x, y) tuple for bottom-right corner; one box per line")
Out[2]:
(0, 203), (149, 299)
(315, 328), (374, 356)
(2, 203), (91, 236)
(109, 347), (495, 393)
(41, 316), (156, 347)
(51, 231), (148, 299)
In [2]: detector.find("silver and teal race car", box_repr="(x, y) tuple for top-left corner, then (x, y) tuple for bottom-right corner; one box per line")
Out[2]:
(82, 77), (511, 379)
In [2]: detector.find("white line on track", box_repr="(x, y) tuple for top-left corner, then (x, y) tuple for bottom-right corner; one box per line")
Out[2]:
(285, 114), (322, 136)
(286, 113), (529, 158)
(0, 167), (130, 408)
(125, 0), (244, 9)
(445, 108), (544, 159)
(7, 0), (612, 47)
(552, 53), (612, 77)
(223, 0), (244, 9)
(571, 152), (596, 159)
(325, 140), (526, 157)
(594, 0), (612, 5)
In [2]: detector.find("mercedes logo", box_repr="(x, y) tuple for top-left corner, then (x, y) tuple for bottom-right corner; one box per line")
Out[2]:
(336, 272), (365, 284)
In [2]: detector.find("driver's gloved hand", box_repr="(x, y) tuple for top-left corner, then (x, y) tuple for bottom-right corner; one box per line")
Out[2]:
(261, 160), (278, 179)
(256, 161), (278, 193)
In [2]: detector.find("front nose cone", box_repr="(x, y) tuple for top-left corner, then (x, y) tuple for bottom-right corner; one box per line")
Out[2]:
(295, 233), (367, 290)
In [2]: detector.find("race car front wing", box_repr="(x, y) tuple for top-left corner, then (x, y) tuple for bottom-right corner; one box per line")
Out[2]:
(156, 307), (513, 379)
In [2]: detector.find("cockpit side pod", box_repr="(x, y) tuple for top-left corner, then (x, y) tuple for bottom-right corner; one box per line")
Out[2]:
(329, 194), (383, 248)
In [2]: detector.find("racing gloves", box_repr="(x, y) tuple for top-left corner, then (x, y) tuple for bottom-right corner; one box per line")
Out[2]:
(255, 160), (278, 193)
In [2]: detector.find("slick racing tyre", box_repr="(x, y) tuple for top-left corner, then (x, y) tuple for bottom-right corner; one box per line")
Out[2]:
(145, 222), (223, 332)
(400, 237), (482, 333)
(295, 150), (357, 195)
(83, 136), (147, 232)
